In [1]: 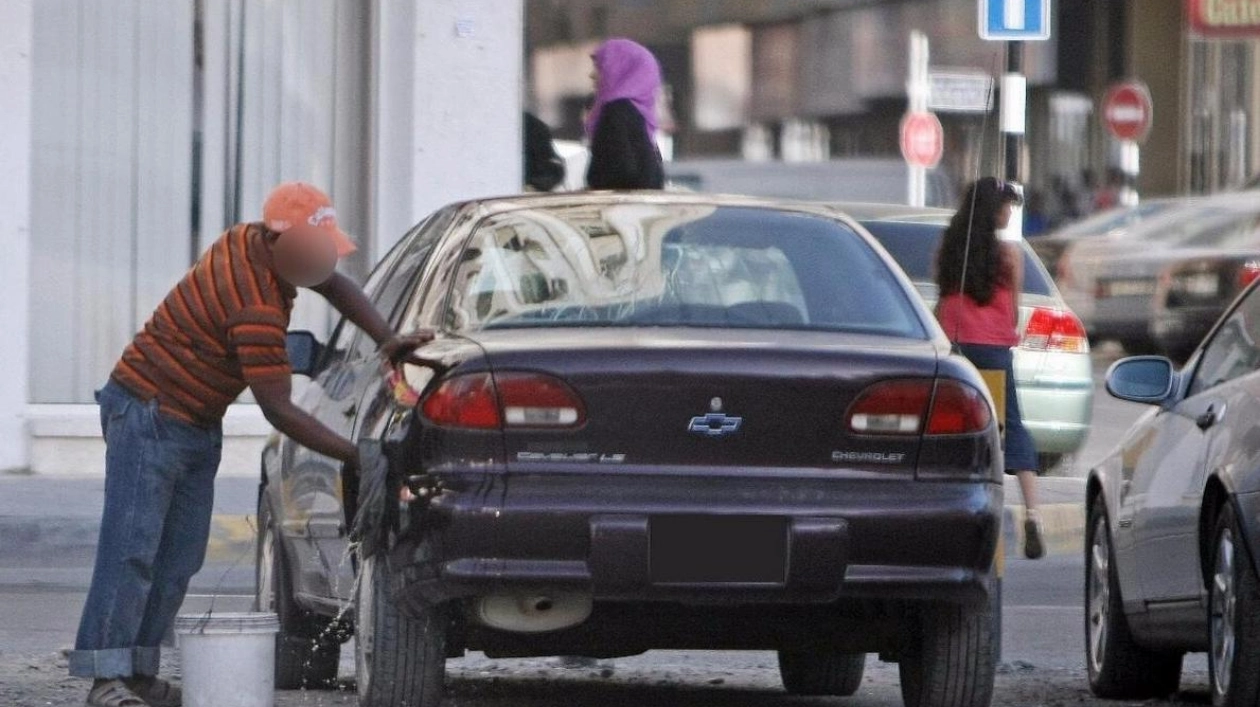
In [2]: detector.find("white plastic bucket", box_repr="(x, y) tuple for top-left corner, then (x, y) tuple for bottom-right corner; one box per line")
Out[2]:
(174, 612), (279, 707)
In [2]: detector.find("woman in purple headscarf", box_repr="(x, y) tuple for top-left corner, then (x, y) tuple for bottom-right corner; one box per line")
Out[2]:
(585, 38), (665, 190)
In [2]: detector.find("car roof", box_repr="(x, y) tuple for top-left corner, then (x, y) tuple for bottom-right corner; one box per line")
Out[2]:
(830, 202), (953, 223)
(449, 190), (857, 220)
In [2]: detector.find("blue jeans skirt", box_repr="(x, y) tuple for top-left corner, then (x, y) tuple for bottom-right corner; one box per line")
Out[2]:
(956, 343), (1039, 474)
(69, 380), (222, 679)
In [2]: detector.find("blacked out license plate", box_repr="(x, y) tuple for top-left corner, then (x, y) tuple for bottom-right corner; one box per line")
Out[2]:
(649, 515), (788, 584)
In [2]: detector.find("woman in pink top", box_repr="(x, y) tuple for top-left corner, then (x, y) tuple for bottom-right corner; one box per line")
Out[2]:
(935, 176), (1044, 559)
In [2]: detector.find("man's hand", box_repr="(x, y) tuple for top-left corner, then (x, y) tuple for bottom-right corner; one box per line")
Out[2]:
(378, 330), (436, 365)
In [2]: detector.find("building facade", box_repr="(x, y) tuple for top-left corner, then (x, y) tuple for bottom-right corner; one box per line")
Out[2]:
(2, 0), (524, 475)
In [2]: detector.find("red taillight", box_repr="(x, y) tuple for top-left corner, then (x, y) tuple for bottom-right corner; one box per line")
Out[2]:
(1238, 261), (1260, 290)
(847, 379), (991, 436)
(420, 372), (501, 429)
(495, 373), (586, 427)
(925, 380), (993, 435)
(1022, 307), (1089, 353)
(420, 372), (586, 430)
(847, 380), (932, 434)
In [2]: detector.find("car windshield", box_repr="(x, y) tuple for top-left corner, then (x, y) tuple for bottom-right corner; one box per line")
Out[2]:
(1049, 201), (1177, 239)
(445, 204), (927, 338)
(859, 220), (1054, 297)
(1178, 209), (1260, 249)
(1121, 203), (1255, 246)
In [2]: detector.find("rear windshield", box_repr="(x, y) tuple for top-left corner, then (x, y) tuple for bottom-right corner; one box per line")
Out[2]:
(445, 205), (927, 338)
(859, 220), (1054, 297)
(1178, 209), (1260, 249)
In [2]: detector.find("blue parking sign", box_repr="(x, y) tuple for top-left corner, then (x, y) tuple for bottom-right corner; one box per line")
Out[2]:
(979, 0), (1051, 41)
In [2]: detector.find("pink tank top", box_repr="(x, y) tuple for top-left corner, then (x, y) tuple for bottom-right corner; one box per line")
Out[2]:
(936, 285), (1020, 347)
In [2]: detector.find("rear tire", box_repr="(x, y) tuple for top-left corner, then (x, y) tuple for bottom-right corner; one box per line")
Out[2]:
(255, 499), (341, 690)
(778, 650), (865, 696)
(1209, 504), (1260, 707)
(898, 582), (998, 707)
(1084, 495), (1182, 698)
(354, 555), (446, 707)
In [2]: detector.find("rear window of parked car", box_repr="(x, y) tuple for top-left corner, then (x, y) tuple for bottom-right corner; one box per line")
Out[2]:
(859, 220), (1054, 297)
(445, 205), (927, 339)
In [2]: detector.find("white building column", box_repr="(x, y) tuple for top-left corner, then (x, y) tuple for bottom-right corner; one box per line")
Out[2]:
(370, 0), (524, 258)
(0, 0), (33, 473)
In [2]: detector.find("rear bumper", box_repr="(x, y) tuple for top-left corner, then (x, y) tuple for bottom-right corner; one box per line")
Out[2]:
(1014, 350), (1094, 456)
(1016, 383), (1093, 455)
(394, 474), (1003, 609)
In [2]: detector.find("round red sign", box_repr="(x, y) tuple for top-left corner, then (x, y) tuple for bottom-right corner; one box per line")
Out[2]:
(900, 111), (944, 169)
(1103, 82), (1153, 143)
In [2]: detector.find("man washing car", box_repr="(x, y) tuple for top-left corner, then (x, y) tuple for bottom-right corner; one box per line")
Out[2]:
(69, 182), (429, 707)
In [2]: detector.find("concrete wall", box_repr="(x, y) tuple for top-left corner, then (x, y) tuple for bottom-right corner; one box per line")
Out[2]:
(371, 0), (524, 259)
(0, 0), (32, 473)
(8, 0), (525, 475)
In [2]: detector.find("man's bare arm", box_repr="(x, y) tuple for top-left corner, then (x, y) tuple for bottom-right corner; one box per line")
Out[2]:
(251, 375), (356, 464)
(312, 272), (394, 345)
(311, 272), (434, 360)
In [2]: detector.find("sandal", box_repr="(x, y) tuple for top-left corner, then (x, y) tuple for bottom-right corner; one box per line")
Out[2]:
(86, 679), (148, 707)
(126, 676), (181, 707)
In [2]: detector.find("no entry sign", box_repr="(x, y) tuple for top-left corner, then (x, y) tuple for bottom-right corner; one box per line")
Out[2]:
(1103, 81), (1153, 143)
(900, 111), (945, 169)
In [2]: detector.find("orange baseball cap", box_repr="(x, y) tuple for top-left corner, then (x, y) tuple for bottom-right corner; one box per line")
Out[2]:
(262, 182), (357, 257)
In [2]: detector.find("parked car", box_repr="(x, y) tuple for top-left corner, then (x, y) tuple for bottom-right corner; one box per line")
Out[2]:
(839, 203), (1094, 471)
(1029, 198), (1188, 277)
(665, 158), (958, 207)
(1087, 277), (1260, 704)
(1149, 222), (1260, 362)
(256, 192), (1005, 707)
(1091, 196), (1260, 353)
(1054, 195), (1259, 349)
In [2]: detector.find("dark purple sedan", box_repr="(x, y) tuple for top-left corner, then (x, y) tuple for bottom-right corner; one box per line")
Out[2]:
(255, 192), (1004, 707)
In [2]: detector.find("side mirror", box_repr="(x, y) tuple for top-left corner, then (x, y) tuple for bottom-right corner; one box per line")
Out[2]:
(1106, 356), (1177, 405)
(286, 331), (325, 377)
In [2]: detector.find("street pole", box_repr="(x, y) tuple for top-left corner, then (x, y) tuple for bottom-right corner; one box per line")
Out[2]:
(1000, 39), (1025, 239)
(907, 31), (930, 207)
(1003, 41), (1022, 183)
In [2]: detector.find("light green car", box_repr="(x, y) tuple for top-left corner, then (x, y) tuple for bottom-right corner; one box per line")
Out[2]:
(839, 203), (1095, 472)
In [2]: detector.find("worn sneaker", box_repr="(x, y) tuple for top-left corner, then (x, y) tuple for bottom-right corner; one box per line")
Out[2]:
(85, 679), (148, 707)
(1023, 510), (1046, 560)
(125, 676), (180, 707)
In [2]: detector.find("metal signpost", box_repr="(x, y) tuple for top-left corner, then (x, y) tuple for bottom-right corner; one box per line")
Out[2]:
(1102, 81), (1153, 207)
(903, 31), (937, 207)
(979, 0), (1052, 239)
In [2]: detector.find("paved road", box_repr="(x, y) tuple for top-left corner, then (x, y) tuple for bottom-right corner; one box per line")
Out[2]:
(0, 554), (1215, 707)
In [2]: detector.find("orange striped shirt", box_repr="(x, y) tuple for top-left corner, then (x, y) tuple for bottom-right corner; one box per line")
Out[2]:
(112, 223), (297, 426)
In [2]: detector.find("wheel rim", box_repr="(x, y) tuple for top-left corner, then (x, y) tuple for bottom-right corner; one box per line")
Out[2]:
(1087, 514), (1111, 676)
(355, 557), (376, 697)
(257, 527), (277, 613)
(1212, 527), (1237, 700)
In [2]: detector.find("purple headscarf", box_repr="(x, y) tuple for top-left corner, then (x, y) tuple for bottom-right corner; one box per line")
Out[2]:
(585, 38), (661, 139)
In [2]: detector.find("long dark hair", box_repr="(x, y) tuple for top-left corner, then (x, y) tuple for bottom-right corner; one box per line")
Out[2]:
(935, 177), (1014, 305)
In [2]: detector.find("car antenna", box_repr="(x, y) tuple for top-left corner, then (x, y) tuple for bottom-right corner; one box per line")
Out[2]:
(950, 51), (1004, 350)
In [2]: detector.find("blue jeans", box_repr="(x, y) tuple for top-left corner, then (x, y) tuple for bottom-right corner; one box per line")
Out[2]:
(956, 344), (1039, 473)
(69, 380), (222, 679)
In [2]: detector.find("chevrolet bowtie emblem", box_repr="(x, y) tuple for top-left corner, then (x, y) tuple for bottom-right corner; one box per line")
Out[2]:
(688, 412), (743, 437)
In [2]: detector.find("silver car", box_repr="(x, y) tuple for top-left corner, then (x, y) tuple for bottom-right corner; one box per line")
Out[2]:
(841, 203), (1094, 471)
(1085, 194), (1260, 353)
